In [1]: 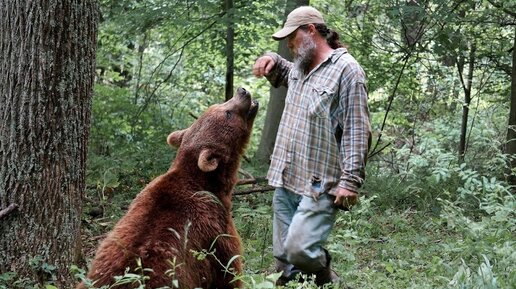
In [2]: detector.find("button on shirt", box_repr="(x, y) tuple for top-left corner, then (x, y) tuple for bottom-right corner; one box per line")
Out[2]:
(265, 48), (371, 198)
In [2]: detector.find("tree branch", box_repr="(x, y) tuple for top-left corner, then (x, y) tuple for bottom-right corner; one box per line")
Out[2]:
(237, 176), (268, 186)
(486, 0), (516, 18)
(132, 12), (225, 124)
(368, 142), (392, 159)
(234, 185), (275, 195)
(0, 203), (18, 220)
(369, 55), (411, 156)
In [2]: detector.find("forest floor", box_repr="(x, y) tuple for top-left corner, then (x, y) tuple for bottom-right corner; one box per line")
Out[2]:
(79, 167), (513, 289)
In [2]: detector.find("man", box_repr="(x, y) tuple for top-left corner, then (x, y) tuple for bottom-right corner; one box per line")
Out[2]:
(252, 6), (371, 287)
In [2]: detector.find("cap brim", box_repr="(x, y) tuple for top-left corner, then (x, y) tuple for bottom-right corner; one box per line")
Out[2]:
(272, 26), (299, 40)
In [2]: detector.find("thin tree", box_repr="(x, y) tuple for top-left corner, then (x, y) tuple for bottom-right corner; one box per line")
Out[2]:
(255, 0), (309, 163)
(225, 0), (235, 101)
(457, 41), (476, 163)
(0, 0), (99, 286)
(507, 26), (516, 187)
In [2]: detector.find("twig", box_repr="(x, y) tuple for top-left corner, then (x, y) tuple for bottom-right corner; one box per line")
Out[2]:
(0, 203), (18, 220)
(188, 112), (199, 120)
(368, 142), (391, 159)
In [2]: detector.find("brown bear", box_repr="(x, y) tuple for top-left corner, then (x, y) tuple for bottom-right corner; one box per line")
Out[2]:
(78, 87), (258, 289)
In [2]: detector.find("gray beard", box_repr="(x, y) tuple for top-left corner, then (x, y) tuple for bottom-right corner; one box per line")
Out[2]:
(293, 36), (317, 75)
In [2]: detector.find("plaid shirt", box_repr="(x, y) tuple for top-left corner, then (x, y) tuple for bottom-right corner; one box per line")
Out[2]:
(265, 48), (371, 198)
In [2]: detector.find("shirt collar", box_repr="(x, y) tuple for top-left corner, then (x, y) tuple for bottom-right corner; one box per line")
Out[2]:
(329, 47), (348, 63)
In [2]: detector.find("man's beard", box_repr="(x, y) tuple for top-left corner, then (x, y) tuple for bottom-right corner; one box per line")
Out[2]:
(293, 36), (317, 75)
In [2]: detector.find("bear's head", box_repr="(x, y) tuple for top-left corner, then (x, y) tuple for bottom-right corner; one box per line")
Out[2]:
(167, 87), (258, 173)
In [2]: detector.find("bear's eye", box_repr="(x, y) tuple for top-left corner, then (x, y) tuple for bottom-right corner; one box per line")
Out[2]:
(225, 111), (232, 120)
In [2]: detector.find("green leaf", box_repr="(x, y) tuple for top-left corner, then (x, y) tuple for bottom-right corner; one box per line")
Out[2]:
(385, 263), (394, 274)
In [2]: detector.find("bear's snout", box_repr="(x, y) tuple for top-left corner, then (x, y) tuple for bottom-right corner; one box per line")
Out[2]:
(231, 87), (258, 120)
(236, 87), (250, 98)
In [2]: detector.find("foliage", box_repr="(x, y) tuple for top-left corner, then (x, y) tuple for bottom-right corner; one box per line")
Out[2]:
(85, 0), (286, 219)
(4, 0), (515, 287)
(78, 0), (514, 287)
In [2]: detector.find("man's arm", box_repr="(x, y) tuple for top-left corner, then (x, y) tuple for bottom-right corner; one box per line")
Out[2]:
(252, 52), (292, 88)
(337, 65), (372, 194)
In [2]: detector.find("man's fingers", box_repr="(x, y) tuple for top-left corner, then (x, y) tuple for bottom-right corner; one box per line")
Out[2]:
(334, 194), (358, 209)
(252, 62), (262, 77)
(264, 60), (275, 75)
(334, 195), (342, 204)
(252, 63), (265, 77)
(252, 56), (274, 77)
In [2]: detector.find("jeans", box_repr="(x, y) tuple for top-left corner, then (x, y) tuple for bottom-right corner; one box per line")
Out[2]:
(272, 187), (338, 273)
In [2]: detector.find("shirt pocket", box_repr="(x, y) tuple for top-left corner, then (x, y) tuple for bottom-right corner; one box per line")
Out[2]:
(309, 86), (335, 119)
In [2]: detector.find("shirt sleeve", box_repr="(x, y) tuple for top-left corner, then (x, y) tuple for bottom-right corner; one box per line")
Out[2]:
(338, 65), (372, 192)
(264, 52), (292, 88)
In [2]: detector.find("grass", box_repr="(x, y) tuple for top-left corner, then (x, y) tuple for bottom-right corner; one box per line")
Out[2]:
(333, 208), (454, 288)
(233, 182), (514, 289)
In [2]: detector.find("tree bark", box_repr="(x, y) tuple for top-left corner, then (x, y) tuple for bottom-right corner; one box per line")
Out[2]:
(0, 0), (98, 286)
(225, 0), (234, 101)
(255, 0), (309, 163)
(506, 26), (516, 187)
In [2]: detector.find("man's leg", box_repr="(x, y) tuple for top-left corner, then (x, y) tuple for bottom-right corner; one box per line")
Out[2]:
(284, 192), (338, 280)
(272, 187), (302, 284)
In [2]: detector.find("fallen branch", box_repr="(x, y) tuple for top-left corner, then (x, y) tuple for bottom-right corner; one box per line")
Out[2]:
(90, 234), (107, 242)
(237, 176), (267, 186)
(0, 203), (19, 220)
(234, 185), (275, 196)
(238, 168), (253, 179)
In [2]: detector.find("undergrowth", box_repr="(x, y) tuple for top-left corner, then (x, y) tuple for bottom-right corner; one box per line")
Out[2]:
(2, 115), (515, 288)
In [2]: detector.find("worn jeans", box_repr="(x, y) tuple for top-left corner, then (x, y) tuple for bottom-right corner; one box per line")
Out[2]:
(272, 187), (338, 273)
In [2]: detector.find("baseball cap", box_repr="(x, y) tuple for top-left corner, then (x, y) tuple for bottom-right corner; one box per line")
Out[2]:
(272, 6), (325, 40)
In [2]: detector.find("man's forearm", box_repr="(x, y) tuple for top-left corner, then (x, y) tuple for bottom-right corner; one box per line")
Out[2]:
(264, 52), (292, 88)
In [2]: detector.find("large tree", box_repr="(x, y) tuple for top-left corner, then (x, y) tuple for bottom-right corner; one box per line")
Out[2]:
(0, 0), (99, 286)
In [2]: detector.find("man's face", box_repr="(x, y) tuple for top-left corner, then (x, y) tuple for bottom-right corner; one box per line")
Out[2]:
(287, 27), (317, 74)
(287, 29), (302, 56)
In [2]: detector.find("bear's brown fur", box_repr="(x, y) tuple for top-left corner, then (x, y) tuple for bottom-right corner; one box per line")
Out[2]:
(78, 87), (258, 289)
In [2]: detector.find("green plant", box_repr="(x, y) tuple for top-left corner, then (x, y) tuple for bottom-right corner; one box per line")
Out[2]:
(191, 233), (242, 284)
(449, 255), (499, 289)
(0, 257), (59, 289)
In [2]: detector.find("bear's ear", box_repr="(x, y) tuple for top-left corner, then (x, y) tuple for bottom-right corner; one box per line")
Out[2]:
(198, 149), (219, 172)
(167, 129), (188, 148)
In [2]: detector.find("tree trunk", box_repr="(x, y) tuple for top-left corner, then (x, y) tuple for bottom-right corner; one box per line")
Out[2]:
(255, 0), (309, 163)
(457, 41), (476, 163)
(225, 0), (234, 101)
(401, 0), (423, 48)
(506, 26), (516, 187)
(0, 0), (98, 286)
